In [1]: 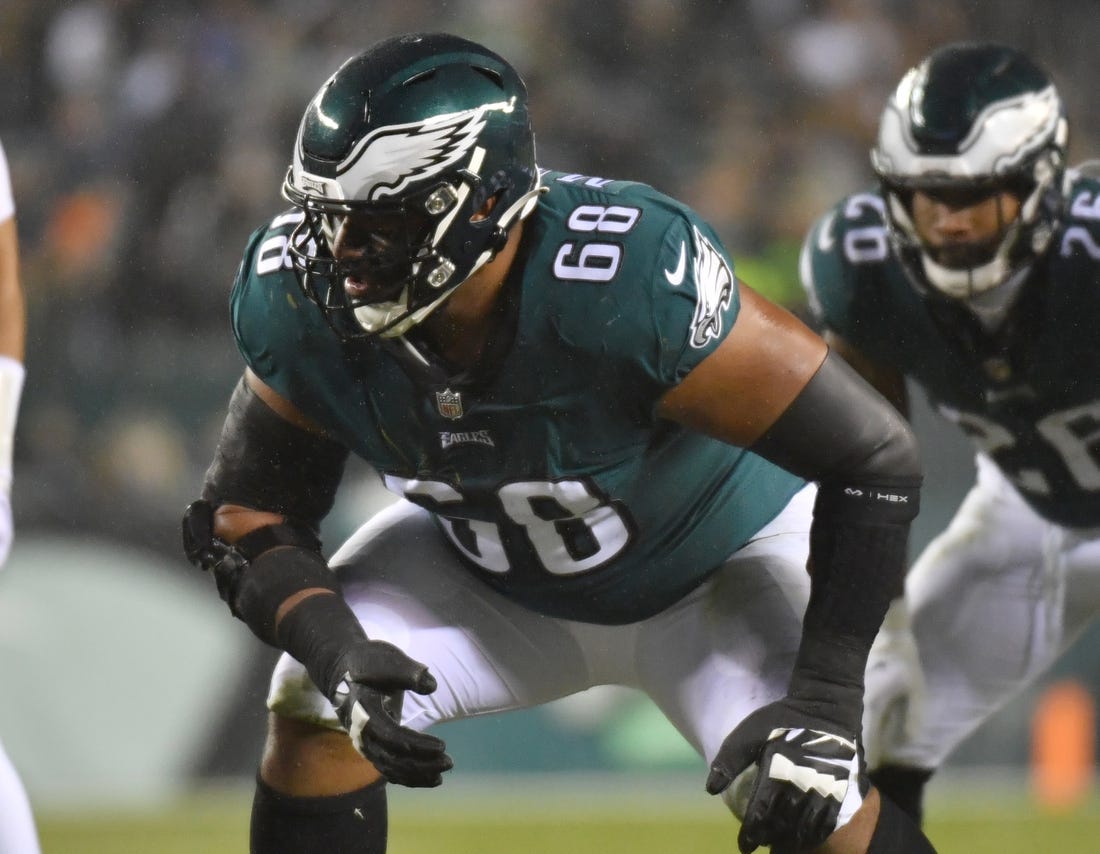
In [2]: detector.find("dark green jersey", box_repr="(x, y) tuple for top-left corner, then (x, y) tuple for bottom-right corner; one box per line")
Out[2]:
(802, 169), (1100, 527)
(231, 170), (804, 624)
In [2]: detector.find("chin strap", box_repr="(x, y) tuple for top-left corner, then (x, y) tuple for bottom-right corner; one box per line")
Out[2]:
(918, 236), (1016, 298)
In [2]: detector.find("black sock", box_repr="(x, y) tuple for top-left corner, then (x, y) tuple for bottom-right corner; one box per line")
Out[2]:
(250, 775), (388, 854)
(869, 764), (934, 825)
(868, 788), (938, 853)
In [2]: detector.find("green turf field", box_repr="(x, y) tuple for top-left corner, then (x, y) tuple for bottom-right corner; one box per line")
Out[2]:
(34, 777), (1100, 853)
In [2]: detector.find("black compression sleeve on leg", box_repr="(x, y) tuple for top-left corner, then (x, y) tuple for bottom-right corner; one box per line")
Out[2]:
(870, 764), (935, 826)
(868, 790), (938, 854)
(250, 775), (387, 854)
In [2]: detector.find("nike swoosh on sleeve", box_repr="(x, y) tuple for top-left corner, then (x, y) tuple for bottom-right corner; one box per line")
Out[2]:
(664, 241), (687, 285)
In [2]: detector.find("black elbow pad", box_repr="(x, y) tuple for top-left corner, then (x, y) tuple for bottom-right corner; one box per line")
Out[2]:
(181, 498), (336, 646)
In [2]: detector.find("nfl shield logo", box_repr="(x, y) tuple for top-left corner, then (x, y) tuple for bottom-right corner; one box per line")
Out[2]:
(435, 388), (464, 420)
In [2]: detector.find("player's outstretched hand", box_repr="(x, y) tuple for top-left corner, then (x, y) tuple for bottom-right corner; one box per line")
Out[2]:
(706, 697), (864, 853)
(329, 639), (453, 788)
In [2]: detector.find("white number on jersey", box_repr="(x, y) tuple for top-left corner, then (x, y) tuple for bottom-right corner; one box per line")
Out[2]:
(939, 401), (1100, 495)
(553, 203), (642, 283)
(382, 474), (634, 576)
(840, 194), (889, 265)
(255, 212), (309, 275)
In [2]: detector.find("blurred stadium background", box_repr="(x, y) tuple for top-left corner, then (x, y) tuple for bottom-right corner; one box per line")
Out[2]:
(2, 1), (1100, 850)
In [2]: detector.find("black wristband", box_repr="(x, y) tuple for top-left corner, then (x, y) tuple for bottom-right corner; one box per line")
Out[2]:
(275, 592), (368, 698)
(235, 546), (341, 646)
(868, 788), (937, 853)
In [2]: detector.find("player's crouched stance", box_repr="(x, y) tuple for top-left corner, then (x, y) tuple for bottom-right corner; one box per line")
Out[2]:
(183, 32), (936, 854)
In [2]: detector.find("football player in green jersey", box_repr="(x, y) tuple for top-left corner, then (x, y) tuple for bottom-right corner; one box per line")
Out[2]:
(801, 42), (1100, 824)
(185, 32), (935, 854)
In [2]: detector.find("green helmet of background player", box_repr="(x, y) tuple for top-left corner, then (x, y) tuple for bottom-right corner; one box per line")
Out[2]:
(871, 42), (1068, 299)
(282, 32), (542, 339)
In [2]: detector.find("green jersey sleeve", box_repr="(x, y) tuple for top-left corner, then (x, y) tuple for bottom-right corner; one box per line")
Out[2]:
(529, 173), (742, 414)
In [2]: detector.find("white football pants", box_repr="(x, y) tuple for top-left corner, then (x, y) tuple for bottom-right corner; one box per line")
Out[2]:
(864, 453), (1100, 770)
(268, 486), (815, 769)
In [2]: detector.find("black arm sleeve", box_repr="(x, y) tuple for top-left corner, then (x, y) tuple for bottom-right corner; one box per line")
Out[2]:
(749, 349), (922, 727)
(750, 347), (919, 490)
(202, 376), (350, 531)
(185, 376), (354, 651)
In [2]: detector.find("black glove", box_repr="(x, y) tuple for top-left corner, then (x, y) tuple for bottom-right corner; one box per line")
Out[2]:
(706, 639), (867, 854)
(328, 639), (454, 788)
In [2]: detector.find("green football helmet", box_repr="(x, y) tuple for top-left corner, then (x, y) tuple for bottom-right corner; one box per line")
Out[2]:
(871, 42), (1067, 299)
(283, 32), (542, 339)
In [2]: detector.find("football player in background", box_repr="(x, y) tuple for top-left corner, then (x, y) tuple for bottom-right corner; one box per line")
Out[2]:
(184, 32), (936, 853)
(801, 42), (1100, 824)
(0, 138), (39, 854)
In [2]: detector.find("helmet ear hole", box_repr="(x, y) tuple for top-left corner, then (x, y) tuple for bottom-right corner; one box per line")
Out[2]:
(472, 187), (508, 222)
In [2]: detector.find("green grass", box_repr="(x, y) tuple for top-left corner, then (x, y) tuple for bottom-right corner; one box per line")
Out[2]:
(34, 777), (1100, 853)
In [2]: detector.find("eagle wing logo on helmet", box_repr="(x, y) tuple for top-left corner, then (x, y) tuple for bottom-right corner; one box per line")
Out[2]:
(688, 225), (734, 349)
(338, 99), (516, 202)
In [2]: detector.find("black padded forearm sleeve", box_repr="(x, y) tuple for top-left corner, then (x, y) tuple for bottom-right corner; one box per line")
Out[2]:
(202, 377), (349, 530)
(750, 350), (922, 708)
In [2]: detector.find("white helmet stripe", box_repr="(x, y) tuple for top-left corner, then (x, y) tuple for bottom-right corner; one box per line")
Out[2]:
(874, 84), (1062, 180)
